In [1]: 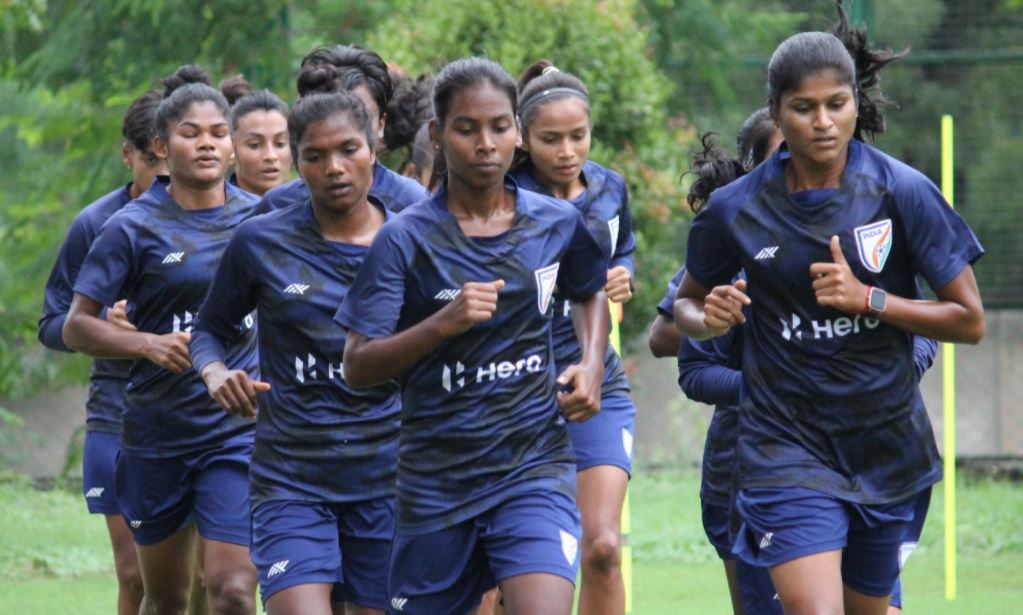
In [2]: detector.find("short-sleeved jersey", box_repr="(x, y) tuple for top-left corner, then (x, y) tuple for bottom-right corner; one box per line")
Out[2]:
(685, 140), (984, 504)
(252, 161), (428, 216)
(335, 179), (607, 534)
(39, 184), (135, 433)
(510, 161), (634, 396)
(190, 198), (400, 506)
(73, 178), (259, 457)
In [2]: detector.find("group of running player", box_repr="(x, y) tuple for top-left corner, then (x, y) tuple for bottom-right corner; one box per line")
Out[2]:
(38, 1), (984, 614)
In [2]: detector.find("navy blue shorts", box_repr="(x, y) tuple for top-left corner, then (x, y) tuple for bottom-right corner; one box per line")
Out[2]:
(700, 500), (733, 560)
(735, 558), (783, 615)
(251, 497), (395, 608)
(82, 431), (121, 515)
(733, 486), (931, 597)
(567, 393), (636, 475)
(386, 489), (581, 615)
(115, 436), (252, 546)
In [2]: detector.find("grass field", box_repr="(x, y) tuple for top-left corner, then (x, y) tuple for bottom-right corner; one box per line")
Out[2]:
(0, 469), (1020, 614)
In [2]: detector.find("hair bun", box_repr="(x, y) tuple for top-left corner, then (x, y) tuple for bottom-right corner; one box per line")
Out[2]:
(219, 75), (253, 106)
(296, 63), (342, 97)
(162, 64), (212, 97)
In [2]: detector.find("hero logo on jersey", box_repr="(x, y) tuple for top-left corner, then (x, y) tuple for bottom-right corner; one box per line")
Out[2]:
(294, 354), (343, 384)
(441, 354), (544, 392)
(780, 312), (880, 342)
(854, 219), (893, 273)
(607, 215), (620, 256)
(534, 262), (560, 315)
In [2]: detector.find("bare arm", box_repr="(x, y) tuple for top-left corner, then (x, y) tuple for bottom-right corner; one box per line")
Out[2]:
(672, 272), (750, 341)
(556, 290), (610, 422)
(647, 314), (683, 358)
(343, 280), (505, 388)
(811, 236), (984, 344)
(63, 293), (191, 372)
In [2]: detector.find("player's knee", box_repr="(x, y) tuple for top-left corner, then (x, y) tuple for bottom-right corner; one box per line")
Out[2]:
(582, 528), (622, 573)
(143, 588), (191, 615)
(205, 569), (256, 615)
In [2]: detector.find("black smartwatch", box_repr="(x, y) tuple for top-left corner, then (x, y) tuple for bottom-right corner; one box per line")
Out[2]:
(867, 286), (887, 317)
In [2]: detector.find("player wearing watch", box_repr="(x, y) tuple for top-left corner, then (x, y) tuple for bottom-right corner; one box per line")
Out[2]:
(864, 285), (887, 317)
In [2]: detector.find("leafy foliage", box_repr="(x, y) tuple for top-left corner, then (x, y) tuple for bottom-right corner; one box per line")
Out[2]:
(370, 0), (693, 341)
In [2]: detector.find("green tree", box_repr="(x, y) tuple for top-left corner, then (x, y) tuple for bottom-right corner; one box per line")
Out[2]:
(370, 0), (693, 340)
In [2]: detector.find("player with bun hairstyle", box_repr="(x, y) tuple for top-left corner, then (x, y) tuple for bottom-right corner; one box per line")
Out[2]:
(191, 91), (398, 615)
(337, 57), (610, 615)
(220, 76), (292, 197)
(63, 64), (261, 615)
(509, 59), (637, 615)
(255, 44), (428, 214)
(38, 87), (167, 615)
(673, 2), (984, 613)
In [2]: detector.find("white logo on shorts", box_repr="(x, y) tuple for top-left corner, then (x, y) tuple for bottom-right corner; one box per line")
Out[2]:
(622, 429), (634, 460)
(898, 542), (918, 570)
(560, 529), (578, 566)
(130, 520), (142, 529)
(390, 596), (409, 611)
(267, 560), (289, 577)
(85, 487), (105, 498)
(759, 532), (774, 550)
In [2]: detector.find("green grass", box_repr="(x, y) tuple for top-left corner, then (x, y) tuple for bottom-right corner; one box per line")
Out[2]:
(0, 470), (1020, 614)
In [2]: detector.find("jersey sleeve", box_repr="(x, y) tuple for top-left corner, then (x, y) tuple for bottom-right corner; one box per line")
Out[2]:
(38, 213), (97, 352)
(676, 326), (743, 406)
(896, 175), (984, 291)
(558, 209), (610, 301)
(609, 182), (636, 276)
(912, 335), (938, 382)
(72, 212), (138, 308)
(191, 223), (261, 373)
(684, 197), (742, 291)
(334, 222), (412, 339)
(656, 265), (687, 317)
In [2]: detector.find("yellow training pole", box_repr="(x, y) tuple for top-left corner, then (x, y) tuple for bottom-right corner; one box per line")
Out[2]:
(941, 114), (957, 601)
(608, 300), (633, 614)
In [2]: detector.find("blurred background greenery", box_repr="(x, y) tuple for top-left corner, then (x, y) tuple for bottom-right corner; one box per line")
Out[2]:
(1, 0), (1021, 402)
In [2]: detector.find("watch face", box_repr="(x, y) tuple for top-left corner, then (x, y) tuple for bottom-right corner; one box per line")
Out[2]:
(869, 287), (887, 313)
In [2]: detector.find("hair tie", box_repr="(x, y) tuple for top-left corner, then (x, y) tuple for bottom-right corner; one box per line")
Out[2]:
(541, 65), (561, 76)
(518, 87), (589, 120)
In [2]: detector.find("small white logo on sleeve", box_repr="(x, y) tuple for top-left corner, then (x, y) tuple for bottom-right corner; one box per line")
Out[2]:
(622, 429), (634, 460)
(434, 288), (461, 301)
(607, 215), (620, 256)
(755, 246), (779, 260)
(560, 529), (579, 566)
(85, 487), (105, 498)
(267, 560), (290, 577)
(390, 597), (409, 611)
(898, 542), (918, 570)
(759, 532), (774, 550)
(535, 262), (560, 315)
(162, 251), (185, 264)
(283, 283), (310, 295)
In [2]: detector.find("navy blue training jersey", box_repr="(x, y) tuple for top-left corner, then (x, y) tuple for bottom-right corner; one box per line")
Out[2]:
(39, 183), (136, 433)
(511, 160), (634, 396)
(252, 161), (428, 216)
(335, 179), (608, 534)
(73, 179), (259, 457)
(685, 139), (984, 504)
(191, 198), (400, 506)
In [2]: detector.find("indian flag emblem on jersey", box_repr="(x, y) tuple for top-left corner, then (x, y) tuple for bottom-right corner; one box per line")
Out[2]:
(535, 262), (560, 315)
(853, 219), (893, 273)
(608, 215), (620, 256)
